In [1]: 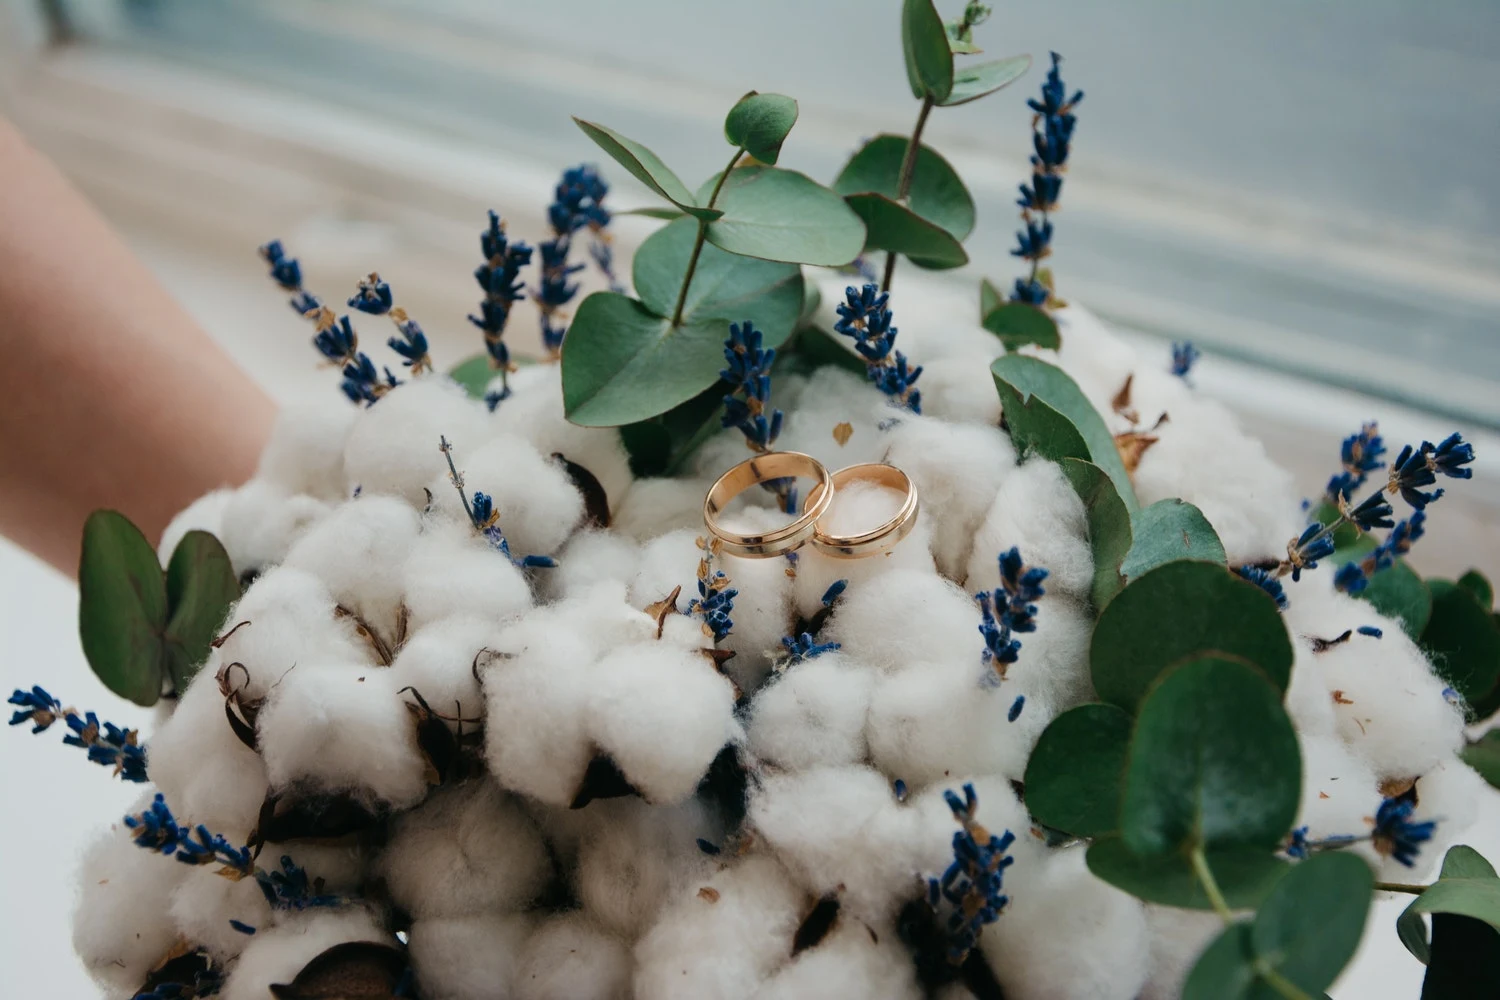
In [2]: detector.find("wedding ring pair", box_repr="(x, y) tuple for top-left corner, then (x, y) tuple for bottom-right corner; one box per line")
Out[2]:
(702, 452), (919, 559)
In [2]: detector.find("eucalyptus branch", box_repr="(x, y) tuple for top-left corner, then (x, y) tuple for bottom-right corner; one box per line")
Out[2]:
(671, 146), (744, 326)
(1253, 961), (1317, 1000)
(882, 95), (935, 292)
(1190, 845), (1235, 925)
(1374, 881), (1429, 895)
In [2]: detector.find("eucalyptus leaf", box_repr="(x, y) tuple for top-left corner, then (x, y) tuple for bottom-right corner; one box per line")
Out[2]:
(614, 206), (688, 220)
(1121, 656), (1301, 856)
(900, 0), (953, 102)
(1421, 911), (1500, 997)
(843, 193), (968, 269)
(1461, 731), (1500, 790)
(78, 510), (169, 706)
(573, 118), (722, 220)
(983, 301), (1060, 350)
(979, 277), (1003, 319)
(163, 531), (239, 693)
(1058, 457), (1131, 610)
(633, 216), (803, 328)
(1091, 561), (1294, 712)
(448, 353), (496, 400)
(1459, 570), (1494, 610)
(833, 135), (975, 241)
(1334, 533), (1431, 639)
(1422, 579), (1500, 717)
(1087, 838), (1290, 911)
(938, 54), (1032, 107)
(1120, 498), (1227, 581)
(991, 354), (1137, 512)
(1023, 702), (1132, 837)
(1398, 845), (1500, 964)
(724, 91), (799, 165)
(1249, 852), (1373, 995)
(783, 324), (866, 378)
(1183, 923), (1258, 1000)
(698, 166), (866, 266)
(619, 380), (731, 478)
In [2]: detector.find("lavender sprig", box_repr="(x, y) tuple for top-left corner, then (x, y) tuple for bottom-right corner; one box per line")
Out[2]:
(927, 783), (1015, 965)
(687, 536), (737, 643)
(535, 165), (613, 354)
(468, 211), (533, 407)
(437, 437), (556, 569)
(1009, 52), (1082, 307)
(833, 283), (921, 412)
(8, 686), (147, 782)
(976, 547), (1047, 683)
(720, 321), (797, 514)
(348, 274), (433, 375)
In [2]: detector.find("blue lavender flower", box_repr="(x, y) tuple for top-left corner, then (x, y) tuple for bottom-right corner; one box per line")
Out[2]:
(9, 688), (148, 781)
(1358, 625), (1384, 638)
(468, 211), (533, 387)
(339, 352), (400, 406)
(1010, 277), (1049, 307)
(126, 794), (183, 854)
(1387, 434), (1474, 510)
(977, 548), (1047, 683)
(256, 855), (342, 911)
(549, 164), (611, 235)
(1171, 341), (1200, 379)
(833, 284), (921, 412)
(344, 275), (432, 375)
(927, 783), (1015, 964)
(1342, 491), (1395, 532)
(1235, 566), (1288, 611)
(1284, 826), (1311, 860)
(893, 778), (908, 801)
(1011, 217), (1053, 262)
(1334, 511), (1426, 596)
(1007, 696), (1025, 722)
(720, 321), (784, 453)
(1009, 52), (1082, 306)
(1372, 796), (1437, 868)
(347, 273), (394, 315)
(1285, 523), (1338, 581)
(1282, 825), (1357, 861)
(387, 309), (432, 373)
(535, 237), (585, 356)
(258, 239), (304, 293)
(8, 685), (61, 732)
(1325, 423), (1386, 502)
(690, 571), (738, 643)
(172, 822), (255, 874)
(437, 437), (556, 569)
(821, 580), (848, 607)
(780, 632), (841, 667)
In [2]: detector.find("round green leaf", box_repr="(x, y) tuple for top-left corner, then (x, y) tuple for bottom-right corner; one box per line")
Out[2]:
(982, 301), (1060, 351)
(1121, 656), (1302, 855)
(1398, 845), (1500, 964)
(1087, 838), (1290, 911)
(938, 54), (1033, 106)
(1461, 731), (1500, 790)
(448, 353), (496, 400)
(991, 354), (1137, 512)
(614, 206), (688, 220)
(900, 0), (954, 102)
(833, 135), (975, 241)
(633, 216), (803, 329)
(79, 510), (169, 706)
(700, 166), (866, 266)
(1422, 579), (1500, 715)
(724, 91), (798, 166)
(1251, 852), (1373, 994)
(1058, 457), (1132, 610)
(572, 118), (721, 221)
(979, 277), (1004, 319)
(1091, 561), (1294, 712)
(1120, 498), (1228, 581)
(1334, 534), (1431, 639)
(1023, 702), (1132, 837)
(843, 193), (968, 268)
(1184, 923), (1258, 1000)
(163, 530), (240, 693)
(1459, 570), (1494, 610)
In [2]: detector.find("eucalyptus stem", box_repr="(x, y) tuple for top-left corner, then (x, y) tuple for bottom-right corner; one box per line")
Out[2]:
(881, 95), (936, 292)
(1189, 845), (1235, 924)
(670, 146), (744, 327)
(1253, 961), (1317, 1000)
(1374, 881), (1429, 895)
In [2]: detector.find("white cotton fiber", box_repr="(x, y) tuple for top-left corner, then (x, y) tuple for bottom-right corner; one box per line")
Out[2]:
(388, 615), (503, 728)
(574, 798), (718, 940)
(267, 839), (367, 893)
(790, 481), (938, 620)
(614, 476), (713, 543)
(757, 368), (894, 473)
(824, 568), (978, 674)
(917, 353), (1004, 427)
(482, 629), (598, 805)
(147, 664), (270, 837)
(514, 912), (633, 1000)
(1296, 733), (1380, 860)
(1283, 641), (1338, 738)
(881, 416), (1016, 579)
(219, 906), (390, 1000)
(425, 433), (585, 557)
(157, 487), (234, 564)
(904, 776), (1045, 883)
(981, 846), (1150, 1000)
(966, 459), (1093, 603)
(342, 376), (490, 506)
(747, 651), (875, 771)
(168, 865), (272, 962)
(218, 480), (330, 576)
(256, 399), (357, 500)
(400, 521), (533, 632)
(627, 529), (703, 613)
(1138, 905), (1224, 1000)
(751, 917), (922, 1000)
(408, 913), (533, 1000)
(73, 811), (190, 994)
(717, 506), (797, 693)
(256, 663), (428, 810)
(1376, 759), (1487, 883)
(376, 779), (550, 919)
(544, 529), (642, 600)
(1044, 305), (1142, 415)
(281, 494), (423, 638)
(633, 853), (805, 1000)
(1001, 593), (1095, 710)
(588, 642), (738, 803)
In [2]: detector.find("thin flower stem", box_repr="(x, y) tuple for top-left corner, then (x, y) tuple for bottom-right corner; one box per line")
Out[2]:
(1374, 881), (1429, 895)
(1254, 961), (1317, 1000)
(1189, 844), (1235, 924)
(671, 146), (744, 327)
(882, 95), (936, 292)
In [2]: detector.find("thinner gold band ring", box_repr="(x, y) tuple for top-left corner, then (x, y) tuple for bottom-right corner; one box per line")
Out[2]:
(703, 451), (835, 558)
(804, 463), (919, 558)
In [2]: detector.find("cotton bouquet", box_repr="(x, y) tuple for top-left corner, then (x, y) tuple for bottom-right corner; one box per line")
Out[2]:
(14, 2), (1500, 999)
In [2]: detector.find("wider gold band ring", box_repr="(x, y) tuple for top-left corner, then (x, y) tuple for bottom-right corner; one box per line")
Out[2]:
(703, 451), (834, 558)
(805, 463), (919, 558)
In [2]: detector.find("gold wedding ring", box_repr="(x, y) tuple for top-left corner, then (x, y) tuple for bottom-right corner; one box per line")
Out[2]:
(804, 463), (919, 558)
(703, 451), (835, 558)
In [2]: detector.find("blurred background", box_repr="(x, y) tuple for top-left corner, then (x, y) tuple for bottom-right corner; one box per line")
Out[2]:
(1, 1), (1498, 997)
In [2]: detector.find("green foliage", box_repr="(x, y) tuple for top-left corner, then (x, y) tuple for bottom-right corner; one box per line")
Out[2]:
(618, 380), (730, 478)
(900, 0), (953, 102)
(1397, 846), (1500, 965)
(842, 193), (969, 269)
(1057, 457), (1132, 609)
(1091, 561), (1294, 712)
(833, 135), (975, 243)
(724, 92), (798, 165)
(1458, 570), (1494, 610)
(573, 118), (722, 220)
(79, 512), (238, 706)
(1087, 839), (1289, 911)
(1421, 579), (1500, 720)
(448, 353), (495, 400)
(1120, 499), (1227, 580)
(939, 53), (1032, 106)
(697, 166), (865, 266)
(1023, 702), (1132, 837)
(982, 301), (1060, 351)
(1333, 532), (1432, 639)
(1461, 730), (1500, 790)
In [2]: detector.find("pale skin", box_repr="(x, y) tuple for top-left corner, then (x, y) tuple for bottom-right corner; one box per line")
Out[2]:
(0, 116), (275, 574)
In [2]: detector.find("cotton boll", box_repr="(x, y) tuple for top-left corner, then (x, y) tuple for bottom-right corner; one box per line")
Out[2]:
(256, 663), (428, 810)
(747, 651), (875, 771)
(169, 866), (272, 962)
(219, 906), (391, 1000)
(1003, 594), (1095, 710)
(483, 629), (597, 805)
(376, 779), (550, 920)
(1046, 304), (1141, 412)
(257, 399), (357, 500)
(269, 840), (367, 893)
(1284, 641), (1339, 738)
(1296, 734), (1380, 848)
(760, 369), (893, 472)
(966, 459), (1092, 602)
(342, 377), (489, 505)
(408, 914), (532, 1000)
(793, 484), (938, 619)
(157, 487), (234, 564)
(281, 494), (422, 638)
(219, 481), (330, 577)
(1138, 905), (1224, 1000)
(388, 616), (503, 727)
(425, 434), (585, 557)
(514, 912), (633, 1000)
(401, 521), (533, 632)
(904, 776), (1045, 882)
(981, 846), (1150, 1000)
(615, 477), (713, 543)
(494, 579), (656, 663)
(546, 530), (642, 600)
(575, 798), (718, 940)
(1375, 760), (1488, 883)
(628, 529), (703, 612)
(718, 507), (796, 693)
(633, 853), (805, 1000)
(147, 665), (269, 836)
(589, 642), (738, 803)
(73, 813), (189, 993)
(881, 416), (1016, 579)
(824, 568), (976, 674)
(751, 917), (922, 1000)
(917, 354), (1003, 427)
